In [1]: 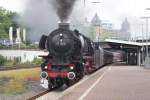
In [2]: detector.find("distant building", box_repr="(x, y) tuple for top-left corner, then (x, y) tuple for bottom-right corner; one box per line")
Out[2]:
(1, 27), (27, 45)
(119, 18), (131, 40)
(16, 28), (22, 44)
(101, 20), (113, 30)
(109, 18), (131, 41)
(121, 18), (130, 33)
(91, 13), (114, 41)
(91, 13), (101, 26)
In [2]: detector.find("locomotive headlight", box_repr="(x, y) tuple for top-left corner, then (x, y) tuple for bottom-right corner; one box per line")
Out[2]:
(67, 72), (75, 80)
(40, 71), (48, 79)
(70, 66), (74, 70)
(44, 66), (48, 69)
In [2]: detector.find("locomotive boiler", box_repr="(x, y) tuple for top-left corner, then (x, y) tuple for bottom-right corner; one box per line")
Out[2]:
(39, 22), (113, 89)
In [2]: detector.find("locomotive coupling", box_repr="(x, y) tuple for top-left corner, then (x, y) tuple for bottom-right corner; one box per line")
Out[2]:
(40, 71), (48, 79)
(67, 72), (76, 80)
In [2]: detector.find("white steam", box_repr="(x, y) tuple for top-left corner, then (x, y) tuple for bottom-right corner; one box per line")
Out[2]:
(18, 0), (87, 42)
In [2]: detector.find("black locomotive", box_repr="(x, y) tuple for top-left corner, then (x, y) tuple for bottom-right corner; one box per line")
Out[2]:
(39, 22), (113, 89)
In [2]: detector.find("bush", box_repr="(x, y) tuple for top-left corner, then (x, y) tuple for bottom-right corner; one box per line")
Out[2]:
(0, 43), (38, 50)
(32, 57), (43, 65)
(0, 55), (6, 66)
(13, 57), (21, 65)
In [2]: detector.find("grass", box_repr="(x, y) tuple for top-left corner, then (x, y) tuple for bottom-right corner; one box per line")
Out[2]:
(0, 68), (41, 94)
(0, 43), (39, 50)
(0, 55), (43, 67)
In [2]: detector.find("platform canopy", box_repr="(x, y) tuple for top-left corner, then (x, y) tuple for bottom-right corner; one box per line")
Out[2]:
(105, 39), (150, 47)
(105, 39), (148, 65)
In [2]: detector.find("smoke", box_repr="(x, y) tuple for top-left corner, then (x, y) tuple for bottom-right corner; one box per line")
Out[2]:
(49, 0), (77, 22)
(17, 0), (86, 42)
(18, 0), (58, 42)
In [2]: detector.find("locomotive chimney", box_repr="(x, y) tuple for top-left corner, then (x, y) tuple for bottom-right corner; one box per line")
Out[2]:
(58, 22), (70, 30)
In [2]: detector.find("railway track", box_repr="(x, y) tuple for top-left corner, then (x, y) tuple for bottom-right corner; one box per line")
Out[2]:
(27, 79), (81, 100)
(26, 66), (107, 100)
(0, 66), (39, 71)
(27, 90), (50, 100)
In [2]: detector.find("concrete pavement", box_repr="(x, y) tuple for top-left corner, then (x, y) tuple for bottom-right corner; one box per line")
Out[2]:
(60, 66), (150, 100)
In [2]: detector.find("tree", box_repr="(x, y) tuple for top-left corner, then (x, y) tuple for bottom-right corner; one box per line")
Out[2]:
(88, 26), (96, 41)
(0, 7), (18, 38)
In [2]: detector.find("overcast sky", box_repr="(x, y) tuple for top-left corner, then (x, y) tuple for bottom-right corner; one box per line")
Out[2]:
(0, 0), (150, 38)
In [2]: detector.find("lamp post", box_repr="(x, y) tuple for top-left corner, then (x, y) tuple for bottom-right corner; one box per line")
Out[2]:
(91, 1), (102, 42)
(140, 23), (144, 65)
(140, 16), (150, 67)
(145, 8), (150, 56)
(140, 17), (150, 58)
(83, 0), (86, 6)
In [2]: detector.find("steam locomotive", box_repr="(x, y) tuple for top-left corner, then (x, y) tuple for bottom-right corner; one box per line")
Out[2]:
(39, 22), (113, 89)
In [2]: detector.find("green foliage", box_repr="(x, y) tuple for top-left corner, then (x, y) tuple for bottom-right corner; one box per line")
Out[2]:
(101, 31), (113, 41)
(0, 43), (38, 50)
(13, 57), (21, 65)
(0, 55), (42, 67)
(0, 54), (42, 68)
(78, 25), (96, 41)
(4, 60), (15, 67)
(0, 68), (40, 94)
(0, 54), (21, 67)
(88, 26), (96, 41)
(0, 7), (18, 38)
(0, 55), (6, 66)
(32, 57), (43, 65)
(2, 79), (26, 94)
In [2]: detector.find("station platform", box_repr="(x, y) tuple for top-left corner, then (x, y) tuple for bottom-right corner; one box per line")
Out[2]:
(58, 65), (150, 100)
(37, 65), (150, 100)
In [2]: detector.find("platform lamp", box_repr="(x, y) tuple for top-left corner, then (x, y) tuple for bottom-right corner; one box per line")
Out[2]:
(91, 1), (102, 42)
(140, 16), (150, 67)
(142, 8), (150, 68)
(83, 0), (86, 6)
(145, 8), (150, 56)
(140, 17), (150, 58)
(141, 23), (145, 65)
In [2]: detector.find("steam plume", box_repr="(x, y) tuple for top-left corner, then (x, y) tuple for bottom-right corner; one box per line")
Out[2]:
(50, 0), (77, 22)
(17, 0), (86, 42)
